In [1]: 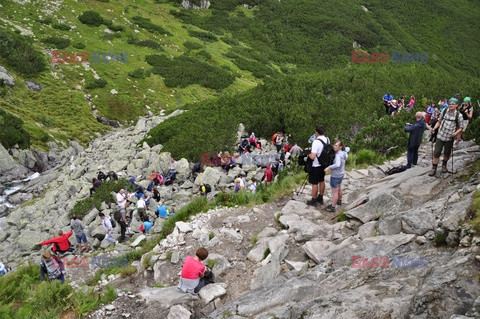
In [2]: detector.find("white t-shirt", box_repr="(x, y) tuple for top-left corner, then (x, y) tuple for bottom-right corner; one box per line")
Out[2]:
(249, 183), (257, 193)
(117, 193), (126, 208)
(137, 198), (146, 209)
(311, 135), (329, 167)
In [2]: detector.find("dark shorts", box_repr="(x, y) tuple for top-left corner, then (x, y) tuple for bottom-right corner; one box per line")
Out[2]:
(75, 232), (88, 244)
(434, 139), (453, 158)
(330, 176), (344, 188)
(308, 166), (325, 184)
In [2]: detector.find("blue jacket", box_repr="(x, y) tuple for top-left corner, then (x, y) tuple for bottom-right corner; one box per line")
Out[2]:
(404, 119), (426, 148)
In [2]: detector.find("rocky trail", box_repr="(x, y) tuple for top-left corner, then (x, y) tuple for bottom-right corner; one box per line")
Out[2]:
(82, 140), (480, 319)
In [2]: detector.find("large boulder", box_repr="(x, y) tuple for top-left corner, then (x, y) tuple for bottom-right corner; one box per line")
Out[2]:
(194, 167), (223, 188)
(17, 230), (44, 251)
(0, 65), (14, 87)
(345, 189), (404, 223)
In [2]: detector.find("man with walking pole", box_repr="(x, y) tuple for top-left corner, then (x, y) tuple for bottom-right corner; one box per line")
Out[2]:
(428, 98), (463, 176)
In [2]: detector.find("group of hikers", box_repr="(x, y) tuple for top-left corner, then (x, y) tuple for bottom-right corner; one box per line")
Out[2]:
(403, 95), (476, 176)
(382, 93), (416, 116)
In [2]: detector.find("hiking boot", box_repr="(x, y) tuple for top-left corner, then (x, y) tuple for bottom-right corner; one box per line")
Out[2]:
(428, 164), (437, 177)
(306, 199), (318, 207)
(441, 161), (448, 173)
(317, 195), (324, 205)
(337, 199), (342, 206)
(325, 205), (335, 212)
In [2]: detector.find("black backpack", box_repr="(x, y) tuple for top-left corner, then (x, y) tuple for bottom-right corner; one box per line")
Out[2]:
(113, 209), (122, 222)
(317, 139), (335, 167)
(385, 165), (408, 175)
(110, 216), (117, 228)
(205, 184), (212, 192)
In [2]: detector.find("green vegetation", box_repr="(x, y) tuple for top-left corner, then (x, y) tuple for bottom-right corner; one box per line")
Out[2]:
(0, 29), (46, 76)
(263, 248), (271, 260)
(131, 15), (171, 35)
(206, 259), (216, 270)
(120, 266), (137, 278)
(465, 118), (480, 143)
(42, 36), (71, 49)
(127, 37), (163, 49)
(188, 30), (218, 42)
(146, 54), (236, 90)
(69, 179), (132, 219)
(0, 109), (31, 149)
(78, 10), (106, 26)
(52, 21), (71, 31)
(184, 40), (203, 50)
(434, 233), (447, 246)
(0, 264), (116, 318)
(209, 232), (215, 240)
(85, 78), (108, 90)
(337, 212), (348, 222)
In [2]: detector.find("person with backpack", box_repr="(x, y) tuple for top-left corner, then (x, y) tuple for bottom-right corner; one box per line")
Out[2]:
(40, 230), (74, 255)
(99, 212), (117, 246)
(307, 125), (332, 206)
(324, 141), (348, 212)
(199, 183), (211, 196)
(40, 250), (65, 284)
(274, 132), (284, 153)
(456, 97), (474, 146)
(90, 178), (101, 196)
(261, 165), (273, 183)
(382, 92), (393, 115)
(249, 178), (258, 193)
(107, 171), (118, 181)
(70, 215), (89, 253)
(0, 262), (12, 275)
(428, 98), (464, 176)
(97, 171), (107, 182)
(404, 112), (426, 169)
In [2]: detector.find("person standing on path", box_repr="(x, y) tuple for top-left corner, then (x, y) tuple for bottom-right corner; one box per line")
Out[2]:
(404, 112), (426, 169)
(99, 213), (116, 246)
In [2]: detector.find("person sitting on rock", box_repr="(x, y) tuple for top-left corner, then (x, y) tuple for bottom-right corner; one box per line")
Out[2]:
(40, 230), (74, 255)
(249, 178), (258, 193)
(289, 143), (302, 157)
(239, 138), (251, 154)
(178, 247), (214, 294)
(136, 197), (148, 221)
(156, 202), (169, 218)
(140, 220), (153, 233)
(249, 132), (261, 149)
(0, 262), (12, 276)
(97, 171), (107, 182)
(40, 250), (65, 284)
(70, 215), (89, 253)
(107, 171), (118, 181)
(152, 188), (161, 202)
(165, 157), (178, 185)
(90, 178), (101, 196)
(99, 213), (116, 246)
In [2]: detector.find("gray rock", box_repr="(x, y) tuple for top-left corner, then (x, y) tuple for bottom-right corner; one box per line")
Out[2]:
(194, 167), (223, 187)
(17, 230), (44, 251)
(207, 253), (231, 276)
(220, 228), (243, 244)
(171, 251), (180, 264)
(109, 160), (129, 172)
(176, 221), (193, 233)
(247, 238), (269, 263)
(137, 287), (197, 305)
(25, 81), (43, 92)
(0, 65), (14, 87)
(378, 212), (402, 236)
(345, 189), (403, 223)
(199, 283), (226, 304)
(131, 234), (146, 247)
(7, 192), (33, 205)
(357, 221), (377, 239)
(90, 225), (106, 240)
(167, 305), (192, 319)
(251, 259), (281, 290)
(401, 209), (436, 235)
(284, 260), (308, 274)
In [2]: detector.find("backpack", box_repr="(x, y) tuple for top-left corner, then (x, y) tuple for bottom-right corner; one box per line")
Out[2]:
(205, 184), (212, 193)
(110, 216), (117, 228)
(113, 209), (122, 222)
(271, 133), (278, 145)
(317, 139), (335, 167)
(385, 165), (408, 175)
(297, 149), (313, 173)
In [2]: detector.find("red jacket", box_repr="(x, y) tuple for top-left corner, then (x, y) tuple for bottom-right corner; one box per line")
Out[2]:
(264, 168), (273, 182)
(40, 231), (73, 252)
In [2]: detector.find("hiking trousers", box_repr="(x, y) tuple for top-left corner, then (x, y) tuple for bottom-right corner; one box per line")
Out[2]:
(407, 145), (420, 168)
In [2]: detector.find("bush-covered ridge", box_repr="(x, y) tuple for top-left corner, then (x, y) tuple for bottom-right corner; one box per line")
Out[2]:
(143, 63), (479, 161)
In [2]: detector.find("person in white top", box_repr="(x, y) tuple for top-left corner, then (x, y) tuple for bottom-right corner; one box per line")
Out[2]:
(117, 189), (127, 208)
(137, 197), (147, 221)
(307, 125), (329, 206)
(249, 178), (257, 193)
(99, 213), (116, 246)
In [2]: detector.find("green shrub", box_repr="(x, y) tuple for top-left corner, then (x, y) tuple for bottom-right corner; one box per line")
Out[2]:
(0, 29), (46, 75)
(220, 36), (239, 46)
(73, 42), (86, 49)
(128, 68), (149, 79)
(52, 21), (71, 31)
(147, 54), (235, 90)
(85, 78), (107, 90)
(38, 17), (53, 24)
(120, 266), (137, 278)
(0, 109), (31, 149)
(42, 36), (71, 49)
(127, 37), (163, 49)
(465, 118), (480, 143)
(79, 10), (105, 26)
(354, 149), (379, 165)
(131, 16), (172, 35)
(108, 24), (125, 32)
(184, 40), (203, 50)
(470, 190), (480, 235)
(188, 30), (218, 42)
(337, 212), (348, 222)
(206, 259), (216, 269)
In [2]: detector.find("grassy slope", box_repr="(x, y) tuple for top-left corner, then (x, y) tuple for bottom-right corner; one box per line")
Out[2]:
(0, 0), (261, 149)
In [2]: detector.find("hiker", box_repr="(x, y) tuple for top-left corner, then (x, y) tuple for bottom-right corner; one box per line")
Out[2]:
(404, 112), (426, 169)
(274, 132), (284, 153)
(165, 157), (178, 185)
(90, 178), (101, 196)
(97, 171), (107, 182)
(234, 175), (243, 193)
(249, 132), (261, 149)
(388, 99), (398, 116)
(428, 98), (464, 176)
(40, 250), (65, 284)
(178, 247), (214, 294)
(115, 207), (129, 243)
(407, 95), (415, 110)
(324, 141), (348, 212)
(199, 183), (211, 196)
(307, 125), (330, 206)
(99, 212), (116, 246)
(249, 177), (258, 193)
(152, 188), (161, 202)
(382, 92), (394, 114)
(117, 189), (127, 209)
(192, 162), (202, 178)
(239, 138), (251, 154)
(0, 262), (11, 275)
(398, 94), (405, 111)
(457, 97), (473, 146)
(70, 215), (89, 253)
(425, 103), (436, 125)
(140, 220), (153, 233)
(40, 230), (74, 254)
(107, 171), (118, 181)
(150, 171), (164, 186)
(156, 202), (169, 218)
(137, 196), (148, 221)
(290, 143), (302, 157)
(262, 165), (274, 183)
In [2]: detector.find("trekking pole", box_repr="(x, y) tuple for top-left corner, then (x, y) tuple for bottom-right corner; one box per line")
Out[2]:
(296, 176), (309, 196)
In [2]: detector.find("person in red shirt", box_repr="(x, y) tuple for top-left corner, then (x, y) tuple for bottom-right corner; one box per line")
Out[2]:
(178, 247), (214, 293)
(40, 230), (73, 254)
(262, 165), (274, 183)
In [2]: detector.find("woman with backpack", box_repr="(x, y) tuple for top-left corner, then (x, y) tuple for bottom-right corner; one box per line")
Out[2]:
(324, 141), (348, 213)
